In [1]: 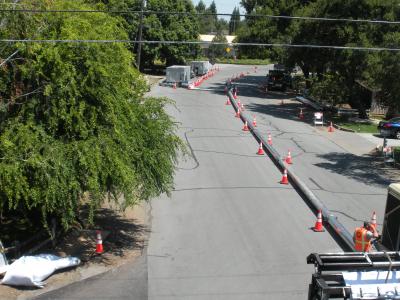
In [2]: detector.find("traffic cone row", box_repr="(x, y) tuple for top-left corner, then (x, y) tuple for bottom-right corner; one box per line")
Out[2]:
(233, 90), (238, 99)
(235, 108), (240, 118)
(313, 210), (325, 232)
(371, 211), (377, 230)
(242, 120), (249, 131)
(96, 230), (104, 254)
(252, 116), (257, 127)
(267, 133), (273, 145)
(328, 122), (334, 132)
(191, 67), (220, 88)
(285, 150), (293, 164)
(280, 169), (289, 184)
(299, 108), (304, 119)
(257, 142), (264, 155)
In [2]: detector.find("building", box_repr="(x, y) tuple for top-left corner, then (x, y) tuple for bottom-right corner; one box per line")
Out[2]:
(199, 34), (236, 57)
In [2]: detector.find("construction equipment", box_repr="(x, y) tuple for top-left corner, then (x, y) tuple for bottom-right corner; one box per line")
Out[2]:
(190, 61), (211, 76)
(165, 65), (191, 85)
(382, 183), (400, 251)
(307, 252), (400, 299)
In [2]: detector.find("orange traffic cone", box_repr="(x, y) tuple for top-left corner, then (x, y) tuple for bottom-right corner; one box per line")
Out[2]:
(225, 97), (230, 105)
(242, 120), (249, 131)
(280, 169), (289, 184)
(235, 108), (240, 118)
(252, 116), (257, 127)
(257, 142), (264, 155)
(233, 91), (238, 99)
(313, 210), (325, 232)
(371, 211), (377, 230)
(285, 150), (293, 164)
(172, 82), (177, 89)
(328, 122), (334, 132)
(95, 230), (104, 254)
(237, 99), (241, 107)
(241, 103), (245, 111)
(299, 108), (304, 119)
(267, 133), (273, 146)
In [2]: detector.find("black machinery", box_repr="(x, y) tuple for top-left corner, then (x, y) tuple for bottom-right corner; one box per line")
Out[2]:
(307, 252), (400, 299)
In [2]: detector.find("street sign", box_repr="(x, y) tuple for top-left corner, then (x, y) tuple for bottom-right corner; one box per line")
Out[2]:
(314, 112), (324, 126)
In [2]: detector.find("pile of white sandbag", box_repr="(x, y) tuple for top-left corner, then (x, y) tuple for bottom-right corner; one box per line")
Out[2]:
(1, 254), (80, 288)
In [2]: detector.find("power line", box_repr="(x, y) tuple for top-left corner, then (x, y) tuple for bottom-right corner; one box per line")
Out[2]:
(0, 39), (399, 52)
(0, 49), (19, 67)
(0, 8), (400, 25)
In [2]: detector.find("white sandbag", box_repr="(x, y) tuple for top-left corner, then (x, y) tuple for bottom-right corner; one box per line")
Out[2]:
(1, 254), (80, 288)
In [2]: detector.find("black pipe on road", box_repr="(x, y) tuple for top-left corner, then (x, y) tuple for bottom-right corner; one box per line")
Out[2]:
(227, 89), (356, 251)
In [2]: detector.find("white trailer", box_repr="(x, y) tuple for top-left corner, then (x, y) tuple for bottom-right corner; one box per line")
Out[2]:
(190, 61), (210, 76)
(165, 65), (191, 85)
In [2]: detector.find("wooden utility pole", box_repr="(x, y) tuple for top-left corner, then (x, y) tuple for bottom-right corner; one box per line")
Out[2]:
(136, 0), (145, 70)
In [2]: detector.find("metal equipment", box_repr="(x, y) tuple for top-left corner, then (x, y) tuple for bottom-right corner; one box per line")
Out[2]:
(382, 184), (400, 251)
(307, 252), (400, 299)
(165, 65), (191, 85)
(190, 61), (210, 76)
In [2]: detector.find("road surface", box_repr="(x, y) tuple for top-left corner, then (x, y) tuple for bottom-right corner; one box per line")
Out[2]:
(33, 64), (354, 300)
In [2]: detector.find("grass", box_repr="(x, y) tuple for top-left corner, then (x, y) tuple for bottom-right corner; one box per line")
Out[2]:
(337, 122), (379, 133)
(214, 58), (271, 65)
(331, 116), (379, 133)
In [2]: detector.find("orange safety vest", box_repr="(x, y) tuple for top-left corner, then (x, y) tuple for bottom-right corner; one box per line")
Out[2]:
(354, 227), (371, 252)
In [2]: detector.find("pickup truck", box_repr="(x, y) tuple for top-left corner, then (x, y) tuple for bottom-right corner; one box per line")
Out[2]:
(266, 69), (292, 92)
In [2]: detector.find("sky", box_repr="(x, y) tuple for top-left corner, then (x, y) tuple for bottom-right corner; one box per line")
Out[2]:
(193, 0), (242, 16)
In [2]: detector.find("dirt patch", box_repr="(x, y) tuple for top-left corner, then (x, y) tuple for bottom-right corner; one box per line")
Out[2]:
(0, 202), (150, 300)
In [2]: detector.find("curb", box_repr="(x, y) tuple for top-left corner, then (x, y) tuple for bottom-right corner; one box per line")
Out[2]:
(331, 123), (356, 133)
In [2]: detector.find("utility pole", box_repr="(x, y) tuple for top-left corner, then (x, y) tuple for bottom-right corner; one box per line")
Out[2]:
(136, 0), (145, 71)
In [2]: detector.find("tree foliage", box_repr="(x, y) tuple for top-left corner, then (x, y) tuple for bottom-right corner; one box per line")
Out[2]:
(196, 0), (228, 34)
(229, 7), (241, 35)
(0, 0), (184, 230)
(141, 0), (200, 67)
(238, 0), (400, 116)
(209, 33), (228, 58)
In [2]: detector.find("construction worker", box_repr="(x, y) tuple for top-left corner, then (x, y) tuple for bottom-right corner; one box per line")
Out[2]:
(353, 221), (379, 252)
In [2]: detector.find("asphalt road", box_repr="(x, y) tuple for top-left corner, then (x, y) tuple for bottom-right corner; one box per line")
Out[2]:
(147, 65), (340, 299)
(33, 64), (350, 299)
(220, 66), (391, 240)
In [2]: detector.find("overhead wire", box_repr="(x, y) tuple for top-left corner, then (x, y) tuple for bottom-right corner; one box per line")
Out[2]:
(0, 39), (398, 52)
(0, 8), (400, 25)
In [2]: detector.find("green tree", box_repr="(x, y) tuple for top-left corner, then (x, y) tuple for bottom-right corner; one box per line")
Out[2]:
(229, 7), (241, 35)
(0, 0), (184, 230)
(142, 0), (200, 67)
(209, 32), (228, 58)
(209, 1), (218, 23)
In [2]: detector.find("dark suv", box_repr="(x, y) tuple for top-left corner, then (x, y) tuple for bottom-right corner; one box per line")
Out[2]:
(266, 70), (291, 91)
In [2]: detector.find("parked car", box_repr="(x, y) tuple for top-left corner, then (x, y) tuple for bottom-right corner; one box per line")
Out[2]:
(266, 70), (292, 91)
(378, 117), (400, 139)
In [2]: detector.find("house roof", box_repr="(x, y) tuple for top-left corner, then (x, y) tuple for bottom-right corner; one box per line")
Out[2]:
(199, 34), (236, 44)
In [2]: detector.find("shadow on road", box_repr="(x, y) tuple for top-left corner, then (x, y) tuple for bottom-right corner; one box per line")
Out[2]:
(315, 152), (392, 187)
(245, 101), (315, 125)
